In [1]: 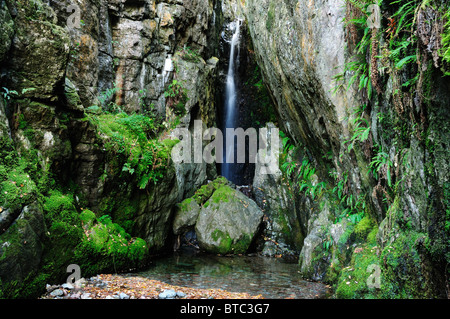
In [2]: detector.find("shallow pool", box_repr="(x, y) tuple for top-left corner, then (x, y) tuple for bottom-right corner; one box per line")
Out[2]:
(138, 252), (330, 299)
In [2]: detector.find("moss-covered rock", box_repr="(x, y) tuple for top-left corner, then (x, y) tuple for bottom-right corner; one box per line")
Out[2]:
(74, 214), (148, 275)
(3, 8), (69, 101)
(0, 201), (47, 298)
(64, 78), (84, 112)
(191, 177), (230, 205)
(335, 244), (381, 299)
(195, 184), (264, 255)
(0, 183), (150, 299)
(173, 198), (201, 236)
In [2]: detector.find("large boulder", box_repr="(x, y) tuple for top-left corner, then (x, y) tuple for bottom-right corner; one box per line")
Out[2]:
(195, 184), (264, 255)
(173, 178), (264, 255)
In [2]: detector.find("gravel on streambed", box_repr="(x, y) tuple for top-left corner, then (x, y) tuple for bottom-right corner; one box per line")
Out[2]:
(40, 274), (264, 300)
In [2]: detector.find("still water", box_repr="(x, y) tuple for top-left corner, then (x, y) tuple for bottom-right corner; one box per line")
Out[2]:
(138, 252), (330, 299)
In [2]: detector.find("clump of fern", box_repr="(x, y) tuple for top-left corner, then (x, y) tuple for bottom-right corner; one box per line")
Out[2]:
(441, 7), (450, 75)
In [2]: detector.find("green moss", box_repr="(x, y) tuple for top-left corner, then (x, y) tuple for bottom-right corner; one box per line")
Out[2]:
(191, 177), (229, 205)
(210, 230), (252, 255)
(99, 194), (140, 235)
(88, 112), (173, 189)
(192, 184), (216, 205)
(209, 185), (234, 205)
(211, 229), (233, 255)
(335, 245), (381, 299)
(43, 190), (80, 234)
(233, 234), (252, 254)
(79, 209), (96, 225)
(179, 198), (194, 211)
(367, 227), (378, 245)
(333, 226), (437, 299)
(266, 1), (276, 32)
(0, 165), (37, 211)
(0, 136), (17, 168)
(354, 216), (377, 242)
(72, 212), (148, 276)
(379, 231), (433, 298)
(0, 189), (149, 298)
(0, 136), (40, 212)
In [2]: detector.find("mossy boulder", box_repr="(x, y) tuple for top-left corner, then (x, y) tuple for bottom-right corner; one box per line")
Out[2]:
(195, 184), (264, 255)
(74, 214), (148, 275)
(172, 177), (232, 235)
(173, 198), (202, 235)
(0, 201), (47, 298)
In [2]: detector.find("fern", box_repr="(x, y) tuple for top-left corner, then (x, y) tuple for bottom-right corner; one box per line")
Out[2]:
(344, 117), (371, 151)
(369, 148), (393, 187)
(395, 54), (417, 69)
(441, 7), (450, 75)
(391, 0), (417, 37)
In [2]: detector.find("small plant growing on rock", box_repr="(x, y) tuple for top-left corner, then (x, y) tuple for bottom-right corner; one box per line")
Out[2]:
(179, 46), (201, 63)
(164, 80), (188, 116)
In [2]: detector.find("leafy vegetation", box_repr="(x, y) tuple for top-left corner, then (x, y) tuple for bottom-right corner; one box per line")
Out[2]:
(441, 6), (450, 75)
(280, 131), (364, 224)
(280, 132), (324, 200)
(164, 80), (188, 116)
(88, 112), (176, 188)
(179, 46), (201, 63)
(369, 146), (393, 188)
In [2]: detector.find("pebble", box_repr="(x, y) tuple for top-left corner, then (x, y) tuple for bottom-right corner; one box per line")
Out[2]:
(159, 289), (177, 299)
(95, 282), (108, 288)
(62, 283), (74, 290)
(46, 284), (59, 292)
(158, 289), (186, 299)
(81, 293), (92, 299)
(69, 292), (81, 299)
(50, 289), (64, 297)
(119, 292), (130, 299)
(176, 291), (186, 298)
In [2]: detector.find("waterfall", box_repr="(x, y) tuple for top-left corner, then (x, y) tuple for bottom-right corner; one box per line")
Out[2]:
(222, 19), (241, 183)
(162, 54), (174, 86)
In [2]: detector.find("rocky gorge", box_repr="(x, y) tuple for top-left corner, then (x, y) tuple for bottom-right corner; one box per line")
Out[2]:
(0, 0), (449, 299)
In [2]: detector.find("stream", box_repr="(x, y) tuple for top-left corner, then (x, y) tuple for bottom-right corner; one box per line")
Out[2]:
(138, 252), (331, 299)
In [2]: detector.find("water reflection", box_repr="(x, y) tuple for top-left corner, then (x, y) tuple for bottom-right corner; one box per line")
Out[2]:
(138, 252), (330, 299)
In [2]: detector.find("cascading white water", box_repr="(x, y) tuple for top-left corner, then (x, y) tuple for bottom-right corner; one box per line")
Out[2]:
(222, 19), (241, 182)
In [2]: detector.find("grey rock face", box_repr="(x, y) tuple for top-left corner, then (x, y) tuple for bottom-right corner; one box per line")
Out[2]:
(2, 1), (70, 101)
(253, 123), (303, 255)
(0, 3), (14, 63)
